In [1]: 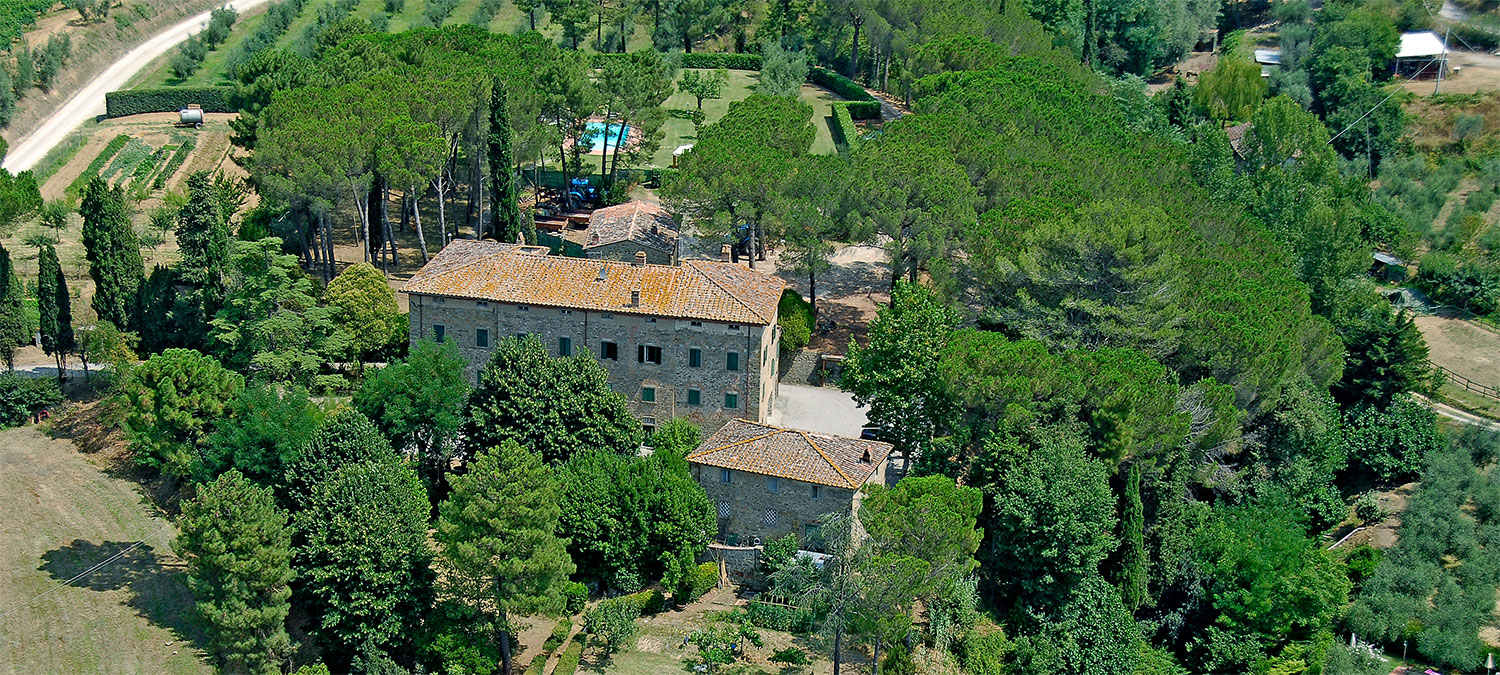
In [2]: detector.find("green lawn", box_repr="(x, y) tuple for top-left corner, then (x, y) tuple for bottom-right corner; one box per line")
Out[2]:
(653, 68), (842, 166)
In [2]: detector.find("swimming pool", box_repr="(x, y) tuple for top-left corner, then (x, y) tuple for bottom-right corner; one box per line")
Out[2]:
(585, 121), (630, 152)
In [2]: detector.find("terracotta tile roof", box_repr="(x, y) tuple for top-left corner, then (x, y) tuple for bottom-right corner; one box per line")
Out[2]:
(400, 240), (783, 325)
(687, 420), (894, 489)
(585, 200), (678, 253)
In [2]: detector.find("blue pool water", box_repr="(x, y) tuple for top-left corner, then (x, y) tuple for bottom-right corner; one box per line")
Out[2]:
(585, 121), (630, 152)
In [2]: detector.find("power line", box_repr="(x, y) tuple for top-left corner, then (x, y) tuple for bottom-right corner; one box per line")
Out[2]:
(1327, 58), (1436, 145)
(0, 523), (175, 624)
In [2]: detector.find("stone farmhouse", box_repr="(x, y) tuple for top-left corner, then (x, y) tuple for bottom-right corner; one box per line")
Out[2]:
(583, 200), (679, 265)
(401, 240), (785, 432)
(688, 419), (896, 547)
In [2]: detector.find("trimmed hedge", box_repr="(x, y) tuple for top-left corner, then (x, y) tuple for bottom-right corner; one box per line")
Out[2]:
(809, 67), (881, 119)
(105, 87), (233, 118)
(621, 588), (666, 615)
(830, 102), (862, 151)
(553, 634), (585, 675)
(683, 52), (763, 70)
(675, 561), (719, 604)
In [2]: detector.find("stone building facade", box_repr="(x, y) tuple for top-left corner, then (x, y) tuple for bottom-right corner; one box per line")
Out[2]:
(583, 200), (679, 266)
(401, 240), (784, 432)
(687, 420), (895, 548)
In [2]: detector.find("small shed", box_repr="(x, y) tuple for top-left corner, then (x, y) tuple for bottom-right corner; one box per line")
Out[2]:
(1254, 48), (1281, 77)
(1395, 31), (1448, 78)
(1371, 251), (1408, 282)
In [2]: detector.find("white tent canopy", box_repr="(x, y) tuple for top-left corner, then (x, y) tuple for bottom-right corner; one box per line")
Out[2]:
(1397, 30), (1447, 58)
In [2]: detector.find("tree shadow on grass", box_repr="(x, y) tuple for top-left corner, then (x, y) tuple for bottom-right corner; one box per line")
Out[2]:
(39, 539), (208, 653)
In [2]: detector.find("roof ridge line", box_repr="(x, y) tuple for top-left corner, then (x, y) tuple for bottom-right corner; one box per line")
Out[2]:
(405, 242), (512, 286)
(798, 430), (860, 489)
(686, 427), (781, 460)
(687, 260), (775, 324)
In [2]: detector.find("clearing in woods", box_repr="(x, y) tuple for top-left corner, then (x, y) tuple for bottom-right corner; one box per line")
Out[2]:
(0, 424), (211, 674)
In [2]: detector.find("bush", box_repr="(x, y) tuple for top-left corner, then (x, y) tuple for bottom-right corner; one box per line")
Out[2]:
(544, 618), (572, 652)
(1346, 396), (1444, 484)
(621, 588), (665, 615)
(563, 580), (587, 614)
(676, 561), (718, 604)
(585, 596), (640, 656)
(1354, 490), (1386, 523)
(0, 373), (63, 428)
(960, 630), (1015, 675)
(778, 289), (813, 352)
(104, 87), (232, 118)
(770, 647), (811, 667)
(746, 600), (815, 633)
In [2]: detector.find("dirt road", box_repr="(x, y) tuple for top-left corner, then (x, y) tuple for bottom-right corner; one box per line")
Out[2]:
(1, 0), (271, 173)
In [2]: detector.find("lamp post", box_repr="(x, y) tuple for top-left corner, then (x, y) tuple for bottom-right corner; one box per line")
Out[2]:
(1402, 640), (1407, 665)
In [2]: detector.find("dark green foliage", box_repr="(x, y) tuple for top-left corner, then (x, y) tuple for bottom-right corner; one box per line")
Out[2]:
(959, 629), (1014, 675)
(0, 373), (63, 428)
(417, 600), (500, 675)
(1333, 307), (1429, 409)
(80, 177), (145, 332)
(436, 441), (575, 675)
(1010, 576), (1140, 675)
(118, 349), (245, 479)
(680, 52), (763, 69)
(176, 171), (232, 299)
(35, 245), (74, 375)
(201, 385), (324, 485)
(463, 335), (643, 464)
(562, 581), (587, 614)
(175, 470), (294, 674)
(1249, 383), (1349, 528)
(0, 243), (28, 370)
(488, 81), (522, 243)
(352, 339), (469, 497)
(1119, 462), (1147, 612)
(777, 289), (813, 352)
(153, 139), (196, 189)
(1191, 500), (1351, 668)
(620, 588), (665, 615)
(980, 431), (1116, 606)
(66, 134), (129, 197)
(103, 87), (233, 118)
(676, 561), (718, 604)
(1345, 395), (1443, 484)
(746, 600), (815, 633)
(282, 407), (397, 508)
(294, 459), (433, 663)
(1342, 544), (1381, 589)
(556, 448), (714, 592)
(171, 39), (209, 79)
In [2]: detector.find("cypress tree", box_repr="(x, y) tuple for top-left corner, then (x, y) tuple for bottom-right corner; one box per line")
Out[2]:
(1119, 462), (1148, 612)
(0, 243), (27, 370)
(37, 244), (75, 378)
(175, 171), (231, 310)
(80, 176), (144, 332)
(0, 65), (13, 128)
(488, 80), (523, 244)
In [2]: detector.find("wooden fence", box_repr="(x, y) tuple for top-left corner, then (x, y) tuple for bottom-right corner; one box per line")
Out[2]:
(1436, 364), (1500, 401)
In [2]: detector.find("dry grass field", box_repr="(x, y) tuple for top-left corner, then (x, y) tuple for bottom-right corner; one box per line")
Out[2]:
(0, 423), (211, 674)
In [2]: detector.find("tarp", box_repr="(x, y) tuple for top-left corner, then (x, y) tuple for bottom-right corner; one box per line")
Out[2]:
(1397, 31), (1448, 58)
(1254, 48), (1281, 65)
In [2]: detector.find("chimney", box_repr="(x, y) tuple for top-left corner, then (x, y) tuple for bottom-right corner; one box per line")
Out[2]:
(634, 251), (647, 267)
(630, 289), (641, 307)
(720, 244), (731, 262)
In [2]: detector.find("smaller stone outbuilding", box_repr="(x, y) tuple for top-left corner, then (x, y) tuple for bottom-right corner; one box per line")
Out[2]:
(584, 200), (679, 265)
(687, 420), (895, 548)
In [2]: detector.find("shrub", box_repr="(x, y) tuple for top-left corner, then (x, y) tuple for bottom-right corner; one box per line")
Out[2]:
(621, 588), (665, 615)
(682, 52), (762, 69)
(676, 561), (718, 604)
(1354, 490), (1386, 523)
(1345, 396), (1444, 484)
(104, 87), (232, 118)
(0, 373), (63, 428)
(746, 600), (815, 633)
(778, 290), (813, 352)
(563, 580), (587, 614)
(770, 648), (811, 667)
(585, 596), (640, 656)
(960, 630), (1015, 675)
(544, 618), (572, 652)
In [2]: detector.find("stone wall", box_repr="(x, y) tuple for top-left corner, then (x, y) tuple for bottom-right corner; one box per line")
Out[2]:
(584, 241), (675, 266)
(692, 464), (857, 546)
(408, 293), (778, 432)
